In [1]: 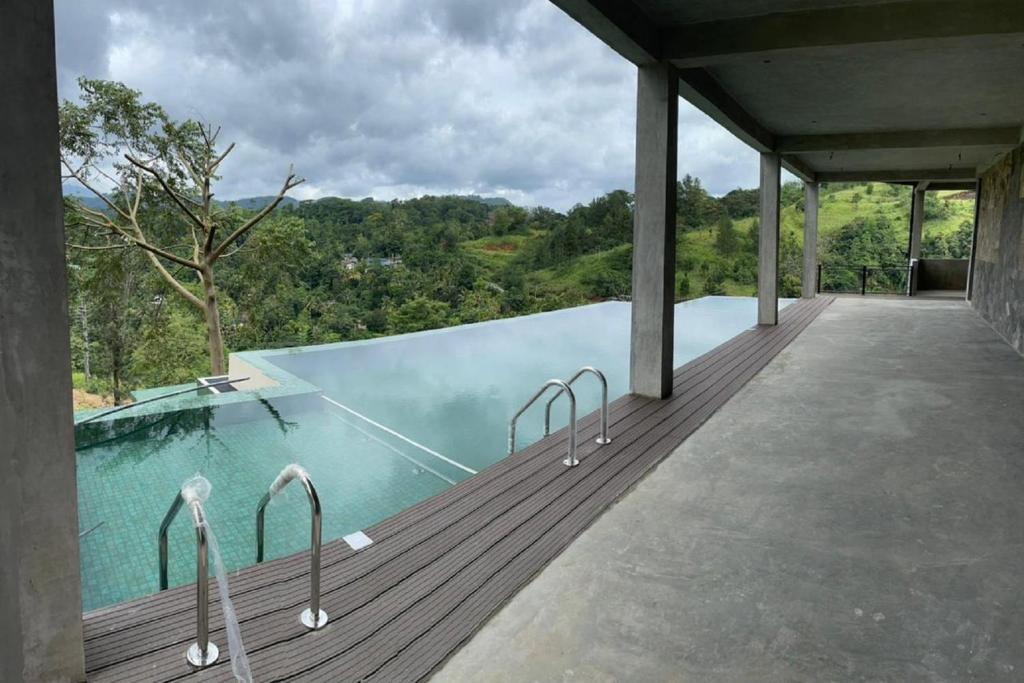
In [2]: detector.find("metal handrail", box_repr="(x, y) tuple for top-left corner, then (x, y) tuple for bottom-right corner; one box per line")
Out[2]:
(158, 492), (219, 667)
(509, 379), (578, 467)
(256, 465), (328, 630)
(818, 262), (913, 296)
(543, 366), (611, 446)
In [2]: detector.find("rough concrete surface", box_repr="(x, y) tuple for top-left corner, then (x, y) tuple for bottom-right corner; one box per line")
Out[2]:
(434, 298), (1024, 683)
(975, 142), (1024, 356)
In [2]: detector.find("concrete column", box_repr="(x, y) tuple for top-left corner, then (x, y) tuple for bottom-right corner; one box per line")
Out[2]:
(909, 186), (925, 259)
(630, 63), (677, 399)
(758, 153), (781, 325)
(802, 181), (819, 299)
(966, 178), (982, 301)
(0, 3), (86, 681)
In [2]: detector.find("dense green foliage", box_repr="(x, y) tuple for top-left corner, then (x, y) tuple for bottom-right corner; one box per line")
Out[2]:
(68, 180), (975, 403)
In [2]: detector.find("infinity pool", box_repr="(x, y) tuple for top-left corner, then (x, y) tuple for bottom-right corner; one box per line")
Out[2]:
(75, 296), (787, 610)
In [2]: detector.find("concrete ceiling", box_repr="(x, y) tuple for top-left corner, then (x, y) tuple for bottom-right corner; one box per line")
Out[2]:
(638, 0), (898, 25)
(551, 0), (1024, 182)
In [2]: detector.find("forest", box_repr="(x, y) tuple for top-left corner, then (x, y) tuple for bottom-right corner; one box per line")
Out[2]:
(67, 176), (975, 407)
(60, 79), (976, 408)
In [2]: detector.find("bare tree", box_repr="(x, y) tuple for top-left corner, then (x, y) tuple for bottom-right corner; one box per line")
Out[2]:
(60, 78), (303, 375)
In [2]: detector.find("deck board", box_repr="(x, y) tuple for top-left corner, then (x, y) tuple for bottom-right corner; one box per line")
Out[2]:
(84, 296), (833, 682)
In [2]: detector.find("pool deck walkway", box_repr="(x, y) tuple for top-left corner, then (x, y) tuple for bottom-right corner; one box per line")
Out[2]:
(82, 296), (833, 682)
(435, 297), (1024, 682)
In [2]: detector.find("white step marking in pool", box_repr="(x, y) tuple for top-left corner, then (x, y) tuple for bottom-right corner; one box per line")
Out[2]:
(328, 410), (458, 485)
(343, 531), (374, 551)
(320, 395), (478, 475)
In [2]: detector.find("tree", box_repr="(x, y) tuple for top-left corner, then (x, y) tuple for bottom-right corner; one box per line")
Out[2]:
(714, 215), (738, 256)
(59, 78), (303, 375)
(677, 175), (721, 231)
(702, 268), (727, 296)
(389, 296), (450, 333)
(677, 273), (691, 299)
(720, 188), (759, 219)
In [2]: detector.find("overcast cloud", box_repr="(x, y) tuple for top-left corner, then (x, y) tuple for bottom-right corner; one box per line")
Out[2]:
(55, 0), (765, 210)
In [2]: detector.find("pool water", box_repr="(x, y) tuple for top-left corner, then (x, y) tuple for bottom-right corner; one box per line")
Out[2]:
(75, 296), (787, 610)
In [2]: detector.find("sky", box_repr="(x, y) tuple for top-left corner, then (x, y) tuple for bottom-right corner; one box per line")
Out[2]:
(54, 0), (768, 211)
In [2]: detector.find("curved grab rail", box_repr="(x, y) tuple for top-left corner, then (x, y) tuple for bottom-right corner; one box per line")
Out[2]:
(256, 465), (328, 630)
(158, 492), (219, 667)
(509, 379), (578, 467)
(543, 366), (611, 446)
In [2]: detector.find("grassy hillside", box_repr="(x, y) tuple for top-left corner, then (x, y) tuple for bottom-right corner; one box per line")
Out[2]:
(463, 181), (976, 304)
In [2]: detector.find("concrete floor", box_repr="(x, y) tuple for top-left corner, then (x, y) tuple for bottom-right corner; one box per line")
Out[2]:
(434, 298), (1024, 683)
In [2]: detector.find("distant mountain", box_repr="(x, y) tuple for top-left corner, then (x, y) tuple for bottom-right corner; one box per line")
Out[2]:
(65, 191), (508, 212)
(65, 193), (299, 213)
(70, 195), (114, 212)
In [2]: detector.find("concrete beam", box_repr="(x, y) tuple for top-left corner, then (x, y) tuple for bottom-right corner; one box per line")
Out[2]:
(758, 153), (781, 325)
(676, 67), (774, 153)
(777, 127), (1021, 154)
(782, 155), (816, 183)
(909, 186), (926, 259)
(0, 2), (86, 681)
(802, 182), (819, 299)
(925, 181), (979, 191)
(663, 0), (1024, 66)
(817, 168), (977, 183)
(550, 0), (660, 65)
(630, 63), (678, 399)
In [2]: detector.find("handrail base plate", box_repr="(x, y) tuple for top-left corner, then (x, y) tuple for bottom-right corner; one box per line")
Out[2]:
(186, 642), (219, 668)
(301, 608), (329, 630)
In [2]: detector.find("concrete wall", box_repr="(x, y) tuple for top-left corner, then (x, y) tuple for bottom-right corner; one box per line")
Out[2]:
(974, 142), (1024, 355)
(0, 2), (86, 680)
(917, 259), (969, 291)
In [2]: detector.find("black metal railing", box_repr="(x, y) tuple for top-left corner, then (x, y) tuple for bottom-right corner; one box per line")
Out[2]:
(816, 263), (911, 296)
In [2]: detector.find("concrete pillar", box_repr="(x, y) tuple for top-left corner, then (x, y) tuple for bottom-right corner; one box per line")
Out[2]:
(909, 186), (925, 259)
(966, 178), (982, 301)
(802, 181), (819, 299)
(0, 2), (86, 681)
(758, 153), (781, 325)
(630, 63), (677, 399)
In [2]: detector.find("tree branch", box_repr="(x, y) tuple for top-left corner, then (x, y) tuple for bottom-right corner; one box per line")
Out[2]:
(67, 242), (129, 251)
(61, 160), (132, 222)
(144, 250), (204, 309)
(125, 154), (207, 233)
(208, 142), (235, 174)
(210, 167), (304, 261)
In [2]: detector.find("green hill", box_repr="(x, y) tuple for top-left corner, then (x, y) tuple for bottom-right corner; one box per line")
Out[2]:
(463, 181), (976, 304)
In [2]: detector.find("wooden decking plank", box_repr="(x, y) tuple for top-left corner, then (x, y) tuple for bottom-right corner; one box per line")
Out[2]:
(85, 301), (786, 638)
(83, 298), (831, 681)
(199, 301), (831, 675)
(85, 299), (827, 675)
(300, 298), (832, 682)
(83, 302), (805, 656)
(94, 309), (806, 679)
(367, 297), (833, 681)
(186, 299), (831, 681)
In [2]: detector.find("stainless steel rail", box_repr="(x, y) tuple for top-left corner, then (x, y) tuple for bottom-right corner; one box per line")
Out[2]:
(509, 379), (578, 467)
(543, 366), (611, 446)
(256, 465), (328, 630)
(158, 491), (219, 667)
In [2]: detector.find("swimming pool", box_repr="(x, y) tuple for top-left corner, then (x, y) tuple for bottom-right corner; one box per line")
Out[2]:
(75, 296), (788, 610)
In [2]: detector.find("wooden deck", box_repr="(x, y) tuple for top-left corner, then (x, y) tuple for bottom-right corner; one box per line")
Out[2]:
(83, 296), (833, 682)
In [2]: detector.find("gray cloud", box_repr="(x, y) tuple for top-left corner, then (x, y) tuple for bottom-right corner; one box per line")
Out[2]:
(54, 0), (767, 210)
